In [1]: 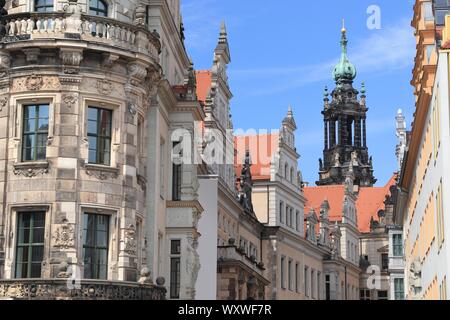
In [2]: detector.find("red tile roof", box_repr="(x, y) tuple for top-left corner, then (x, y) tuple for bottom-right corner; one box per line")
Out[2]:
(195, 70), (212, 103)
(234, 134), (279, 181)
(304, 174), (397, 233)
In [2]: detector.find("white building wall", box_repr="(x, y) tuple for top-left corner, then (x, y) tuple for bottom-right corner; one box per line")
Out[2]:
(196, 178), (219, 300)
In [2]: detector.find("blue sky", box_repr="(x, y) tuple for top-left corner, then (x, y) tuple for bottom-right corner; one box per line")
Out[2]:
(182, 0), (416, 186)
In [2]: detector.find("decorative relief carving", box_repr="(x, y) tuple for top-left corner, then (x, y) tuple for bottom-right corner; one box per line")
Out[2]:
(124, 225), (137, 256)
(25, 74), (43, 90)
(60, 49), (83, 74)
(84, 164), (119, 180)
(13, 75), (61, 92)
(185, 235), (200, 300)
(128, 62), (148, 85)
(62, 93), (78, 109)
(13, 162), (49, 178)
(53, 224), (75, 249)
(96, 79), (113, 95)
(0, 95), (7, 111)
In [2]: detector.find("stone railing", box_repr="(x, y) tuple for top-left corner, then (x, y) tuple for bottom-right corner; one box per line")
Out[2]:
(218, 246), (265, 272)
(0, 278), (166, 300)
(0, 12), (160, 58)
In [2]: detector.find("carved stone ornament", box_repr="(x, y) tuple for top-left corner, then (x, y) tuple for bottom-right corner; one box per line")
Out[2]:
(25, 74), (43, 91)
(53, 224), (75, 249)
(124, 225), (137, 256)
(13, 75), (60, 92)
(60, 49), (83, 74)
(62, 93), (78, 108)
(13, 166), (49, 178)
(85, 167), (119, 180)
(0, 95), (7, 111)
(96, 79), (113, 95)
(128, 62), (148, 85)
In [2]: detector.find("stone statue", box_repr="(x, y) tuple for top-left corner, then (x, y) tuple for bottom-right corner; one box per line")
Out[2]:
(409, 257), (422, 298)
(186, 61), (197, 101)
(239, 150), (254, 214)
(56, 259), (72, 279)
(351, 150), (359, 166)
(334, 152), (341, 167)
(344, 174), (353, 193)
(138, 267), (153, 285)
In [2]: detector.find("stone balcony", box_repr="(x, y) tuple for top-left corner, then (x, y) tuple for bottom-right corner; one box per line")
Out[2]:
(218, 245), (265, 273)
(0, 11), (161, 59)
(0, 278), (166, 300)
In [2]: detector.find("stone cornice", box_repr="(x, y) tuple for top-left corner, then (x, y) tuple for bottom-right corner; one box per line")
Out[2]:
(166, 200), (204, 213)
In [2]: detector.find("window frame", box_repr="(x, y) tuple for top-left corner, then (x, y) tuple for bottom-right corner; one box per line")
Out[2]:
(34, 0), (54, 12)
(170, 239), (181, 299)
(14, 211), (46, 279)
(82, 212), (110, 280)
(87, 106), (113, 166)
(89, 0), (108, 17)
(21, 103), (49, 162)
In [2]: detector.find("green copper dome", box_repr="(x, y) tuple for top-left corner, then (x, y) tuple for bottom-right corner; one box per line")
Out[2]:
(332, 27), (356, 82)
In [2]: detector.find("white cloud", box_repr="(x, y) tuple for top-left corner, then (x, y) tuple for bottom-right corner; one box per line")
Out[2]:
(231, 18), (415, 96)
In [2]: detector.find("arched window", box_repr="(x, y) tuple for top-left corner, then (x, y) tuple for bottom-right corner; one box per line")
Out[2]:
(290, 167), (294, 182)
(284, 163), (288, 178)
(34, 0), (53, 12)
(89, 0), (108, 17)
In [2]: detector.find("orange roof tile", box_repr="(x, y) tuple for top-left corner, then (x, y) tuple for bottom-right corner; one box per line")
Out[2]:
(195, 71), (212, 103)
(234, 133), (279, 181)
(304, 174), (397, 233)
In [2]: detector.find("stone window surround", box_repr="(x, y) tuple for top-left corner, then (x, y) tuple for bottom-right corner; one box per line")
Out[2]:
(12, 95), (56, 167)
(78, 205), (118, 281)
(81, 96), (121, 172)
(3, 204), (52, 280)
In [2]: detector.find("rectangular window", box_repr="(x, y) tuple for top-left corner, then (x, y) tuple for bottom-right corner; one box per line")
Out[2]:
(160, 139), (165, 197)
(436, 182), (445, 247)
(288, 259), (293, 291)
(172, 142), (182, 201)
(279, 201), (284, 224)
(304, 266), (309, 297)
(394, 278), (404, 300)
(15, 211), (45, 278)
(423, 2), (434, 21)
(295, 263), (299, 293)
(311, 269), (315, 299)
(317, 272), (321, 300)
(170, 239), (181, 299)
(87, 107), (112, 166)
(34, 0), (54, 12)
(381, 253), (389, 271)
(377, 290), (388, 300)
(22, 104), (49, 162)
(360, 289), (371, 300)
(393, 234), (403, 256)
(325, 274), (331, 300)
(295, 211), (300, 231)
(137, 115), (144, 159)
(280, 256), (286, 289)
(83, 213), (109, 280)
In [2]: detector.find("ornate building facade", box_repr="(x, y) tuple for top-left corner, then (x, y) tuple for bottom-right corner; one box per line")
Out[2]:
(0, 0), (203, 300)
(396, 0), (450, 300)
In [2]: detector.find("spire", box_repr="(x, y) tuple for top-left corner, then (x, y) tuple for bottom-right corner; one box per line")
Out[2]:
(219, 21), (227, 44)
(214, 21), (230, 64)
(282, 105), (297, 130)
(332, 22), (357, 83)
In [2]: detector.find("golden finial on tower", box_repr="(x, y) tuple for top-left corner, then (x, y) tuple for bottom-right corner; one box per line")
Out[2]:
(341, 19), (346, 34)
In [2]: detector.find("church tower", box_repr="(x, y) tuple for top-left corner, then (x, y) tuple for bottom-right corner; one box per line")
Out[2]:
(317, 25), (376, 187)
